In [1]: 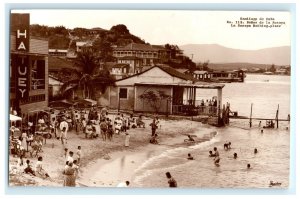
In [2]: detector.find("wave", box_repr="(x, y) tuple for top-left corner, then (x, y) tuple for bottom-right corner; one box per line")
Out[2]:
(132, 131), (219, 185)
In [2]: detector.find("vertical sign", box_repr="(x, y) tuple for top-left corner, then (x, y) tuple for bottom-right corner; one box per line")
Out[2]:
(14, 14), (30, 52)
(12, 13), (30, 100)
(16, 55), (29, 99)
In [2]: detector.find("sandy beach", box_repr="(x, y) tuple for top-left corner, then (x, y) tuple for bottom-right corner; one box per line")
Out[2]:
(9, 114), (206, 187)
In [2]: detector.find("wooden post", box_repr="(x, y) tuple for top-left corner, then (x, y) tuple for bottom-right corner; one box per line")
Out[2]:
(249, 103), (253, 128)
(118, 90), (120, 112)
(276, 104), (279, 128)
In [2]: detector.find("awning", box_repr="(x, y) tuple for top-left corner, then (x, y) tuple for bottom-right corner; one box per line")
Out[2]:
(73, 99), (97, 108)
(83, 99), (97, 106)
(10, 114), (22, 121)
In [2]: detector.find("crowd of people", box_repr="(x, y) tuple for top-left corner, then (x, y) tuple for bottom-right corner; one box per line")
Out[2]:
(9, 106), (153, 187)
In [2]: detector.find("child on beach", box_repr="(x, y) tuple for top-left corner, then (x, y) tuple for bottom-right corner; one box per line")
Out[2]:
(72, 160), (79, 177)
(150, 119), (158, 136)
(35, 156), (50, 179)
(64, 148), (68, 158)
(24, 159), (35, 176)
(66, 151), (74, 165)
(76, 146), (81, 164)
(213, 147), (220, 166)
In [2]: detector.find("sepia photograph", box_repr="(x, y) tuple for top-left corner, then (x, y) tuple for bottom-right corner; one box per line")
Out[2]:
(8, 8), (291, 189)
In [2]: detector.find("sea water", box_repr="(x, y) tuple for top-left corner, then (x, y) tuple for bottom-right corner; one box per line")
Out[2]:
(132, 74), (290, 188)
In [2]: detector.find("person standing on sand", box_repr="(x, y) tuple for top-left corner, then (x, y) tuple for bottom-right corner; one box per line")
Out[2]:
(76, 146), (82, 164)
(166, 172), (177, 187)
(125, 132), (130, 147)
(150, 119), (158, 136)
(213, 147), (220, 166)
(59, 118), (68, 144)
(63, 162), (76, 187)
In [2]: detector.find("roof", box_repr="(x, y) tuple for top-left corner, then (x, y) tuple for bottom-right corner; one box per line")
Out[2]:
(114, 43), (160, 52)
(76, 41), (93, 47)
(135, 82), (225, 89)
(193, 70), (209, 75)
(116, 65), (197, 82)
(159, 66), (196, 81)
(175, 68), (189, 74)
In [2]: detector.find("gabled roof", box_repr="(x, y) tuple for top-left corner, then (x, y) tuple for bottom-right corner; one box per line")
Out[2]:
(175, 68), (189, 74)
(159, 66), (196, 81)
(116, 65), (196, 82)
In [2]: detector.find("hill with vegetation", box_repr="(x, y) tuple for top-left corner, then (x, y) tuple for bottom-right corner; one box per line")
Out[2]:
(30, 24), (146, 49)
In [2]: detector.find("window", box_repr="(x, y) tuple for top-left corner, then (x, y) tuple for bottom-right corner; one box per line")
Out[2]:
(119, 88), (128, 99)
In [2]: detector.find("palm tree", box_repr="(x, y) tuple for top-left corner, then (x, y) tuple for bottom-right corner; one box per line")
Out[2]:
(59, 50), (115, 100)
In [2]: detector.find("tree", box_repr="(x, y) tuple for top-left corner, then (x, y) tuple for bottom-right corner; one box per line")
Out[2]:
(110, 24), (130, 35)
(139, 90), (171, 113)
(59, 51), (114, 100)
(195, 60), (211, 71)
(92, 39), (115, 63)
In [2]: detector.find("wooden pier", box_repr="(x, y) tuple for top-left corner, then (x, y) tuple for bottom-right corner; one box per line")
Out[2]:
(229, 104), (290, 128)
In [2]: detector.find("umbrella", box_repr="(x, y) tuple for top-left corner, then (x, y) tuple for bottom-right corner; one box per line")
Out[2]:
(10, 114), (22, 121)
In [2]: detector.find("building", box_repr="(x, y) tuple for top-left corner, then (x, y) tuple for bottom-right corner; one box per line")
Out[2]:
(190, 70), (245, 82)
(110, 64), (131, 80)
(48, 75), (64, 99)
(192, 70), (212, 81)
(99, 65), (224, 117)
(112, 43), (168, 74)
(48, 49), (68, 57)
(76, 41), (93, 53)
(10, 13), (49, 117)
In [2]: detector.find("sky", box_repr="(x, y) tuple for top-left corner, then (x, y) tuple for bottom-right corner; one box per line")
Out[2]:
(11, 9), (291, 50)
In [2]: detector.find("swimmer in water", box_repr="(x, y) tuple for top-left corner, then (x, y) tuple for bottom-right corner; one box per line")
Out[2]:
(233, 152), (238, 159)
(247, 164), (251, 169)
(254, 148), (258, 154)
(187, 153), (194, 160)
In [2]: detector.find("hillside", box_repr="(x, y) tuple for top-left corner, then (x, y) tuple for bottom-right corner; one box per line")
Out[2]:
(30, 24), (146, 49)
(180, 44), (290, 66)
